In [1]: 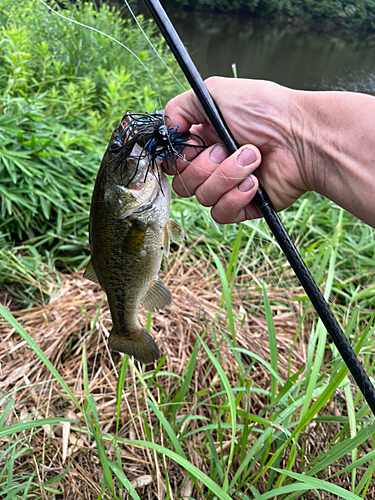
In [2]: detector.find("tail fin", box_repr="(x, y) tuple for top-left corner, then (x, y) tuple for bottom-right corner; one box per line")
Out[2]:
(108, 326), (161, 365)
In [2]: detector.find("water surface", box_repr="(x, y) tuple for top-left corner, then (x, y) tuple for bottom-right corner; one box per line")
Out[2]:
(142, 6), (375, 93)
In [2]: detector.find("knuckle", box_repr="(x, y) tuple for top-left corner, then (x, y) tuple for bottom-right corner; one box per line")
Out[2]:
(193, 165), (208, 184)
(191, 158), (214, 184)
(205, 76), (222, 90)
(219, 171), (236, 189)
(173, 179), (192, 198)
(211, 195), (240, 224)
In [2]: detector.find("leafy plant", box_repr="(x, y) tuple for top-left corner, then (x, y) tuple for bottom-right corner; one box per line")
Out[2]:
(0, 0), (184, 273)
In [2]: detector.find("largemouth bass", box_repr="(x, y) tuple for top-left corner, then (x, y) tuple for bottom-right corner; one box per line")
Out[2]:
(84, 112), (183, 364)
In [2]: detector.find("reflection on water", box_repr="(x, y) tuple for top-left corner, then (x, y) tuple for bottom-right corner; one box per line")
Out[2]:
(162, 8), (375, 93)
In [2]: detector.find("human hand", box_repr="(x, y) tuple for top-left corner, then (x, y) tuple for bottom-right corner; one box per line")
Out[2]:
(164, 77), (309, 224)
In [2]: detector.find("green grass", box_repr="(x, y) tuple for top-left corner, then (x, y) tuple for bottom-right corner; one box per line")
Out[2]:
(1, 278), (374, 498)
(0, 0), (375, 498)
(0, 0), (184, 298)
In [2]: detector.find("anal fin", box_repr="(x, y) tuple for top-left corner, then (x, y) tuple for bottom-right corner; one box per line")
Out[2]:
(142, 276), (172, 313)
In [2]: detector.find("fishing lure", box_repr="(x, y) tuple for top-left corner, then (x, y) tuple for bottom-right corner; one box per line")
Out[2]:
(109, 111), (206, 186)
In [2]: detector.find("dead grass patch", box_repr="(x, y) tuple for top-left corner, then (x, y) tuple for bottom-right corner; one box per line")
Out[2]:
(1, 245), (373, 499)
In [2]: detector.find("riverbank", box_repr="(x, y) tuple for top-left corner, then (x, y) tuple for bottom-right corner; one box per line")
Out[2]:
(158, 0), (375, 32)
(137, 7), (375, 93)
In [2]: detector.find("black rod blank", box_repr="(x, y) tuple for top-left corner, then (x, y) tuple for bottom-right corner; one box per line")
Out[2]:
(143, 0), (375, 416)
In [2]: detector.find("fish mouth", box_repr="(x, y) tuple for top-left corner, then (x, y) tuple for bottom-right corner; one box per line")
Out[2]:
(104, 166), (162, 219)
(104, 154), (169, 220)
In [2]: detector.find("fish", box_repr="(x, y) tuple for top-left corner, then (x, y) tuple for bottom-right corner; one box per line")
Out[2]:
(84, 112), (184, 364)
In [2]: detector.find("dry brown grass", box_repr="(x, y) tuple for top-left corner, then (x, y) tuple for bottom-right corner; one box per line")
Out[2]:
(1, 244), (373, 499)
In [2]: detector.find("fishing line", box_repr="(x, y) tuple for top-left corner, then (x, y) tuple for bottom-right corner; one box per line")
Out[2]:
(121, 0), (186, 92)
(172, 159), (369, 422)
(37, 0), (163, 109)
(37, 0), (367, 353)
(174, 154), (363, 322)
(144, 0), (375, 417)
(176, 154), (259, 181)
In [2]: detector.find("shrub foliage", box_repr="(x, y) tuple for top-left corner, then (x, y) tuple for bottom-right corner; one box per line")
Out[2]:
(0, 0), (182, 262)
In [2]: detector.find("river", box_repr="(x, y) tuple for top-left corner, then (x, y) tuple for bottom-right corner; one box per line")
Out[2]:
(131, 4), (375, 94)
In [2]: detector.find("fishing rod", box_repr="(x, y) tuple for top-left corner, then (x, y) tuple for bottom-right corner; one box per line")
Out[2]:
(143, 0), (375, 416)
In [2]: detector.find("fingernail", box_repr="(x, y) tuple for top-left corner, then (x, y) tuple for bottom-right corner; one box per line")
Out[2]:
(237, 148), (257, 167)
(238, 176), (255, 193)
(210, 144), (228, 164)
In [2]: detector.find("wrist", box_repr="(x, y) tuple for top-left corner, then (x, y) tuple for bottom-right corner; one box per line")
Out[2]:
(286, 88), (321, 193)
(293, 90), (375, 226)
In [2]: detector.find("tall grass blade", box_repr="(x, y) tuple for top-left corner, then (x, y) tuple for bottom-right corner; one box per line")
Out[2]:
(209, 246), (236, 347)
(197, 333), (236, 491)
(262, 281), (278, 402)
(121, 439), (232, 500)
(343, 377), (357, 491)
(116, 354), (129, 436)
(108, 461), (141, 500)
(272, 468), (363, 499)
(166, 338), (199, 421)
(0, 418), (74, 438)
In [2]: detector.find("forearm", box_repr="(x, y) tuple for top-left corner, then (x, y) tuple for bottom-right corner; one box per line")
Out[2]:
(295, 90), (375, 227)
(165, 78), (375, 227)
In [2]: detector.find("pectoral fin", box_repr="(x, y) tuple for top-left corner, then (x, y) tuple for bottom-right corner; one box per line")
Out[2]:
(83, 259), (100, 285)
(163, 219), (184, 258)
(142, 276), (172, 313)
(169, 218), (184, 242)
